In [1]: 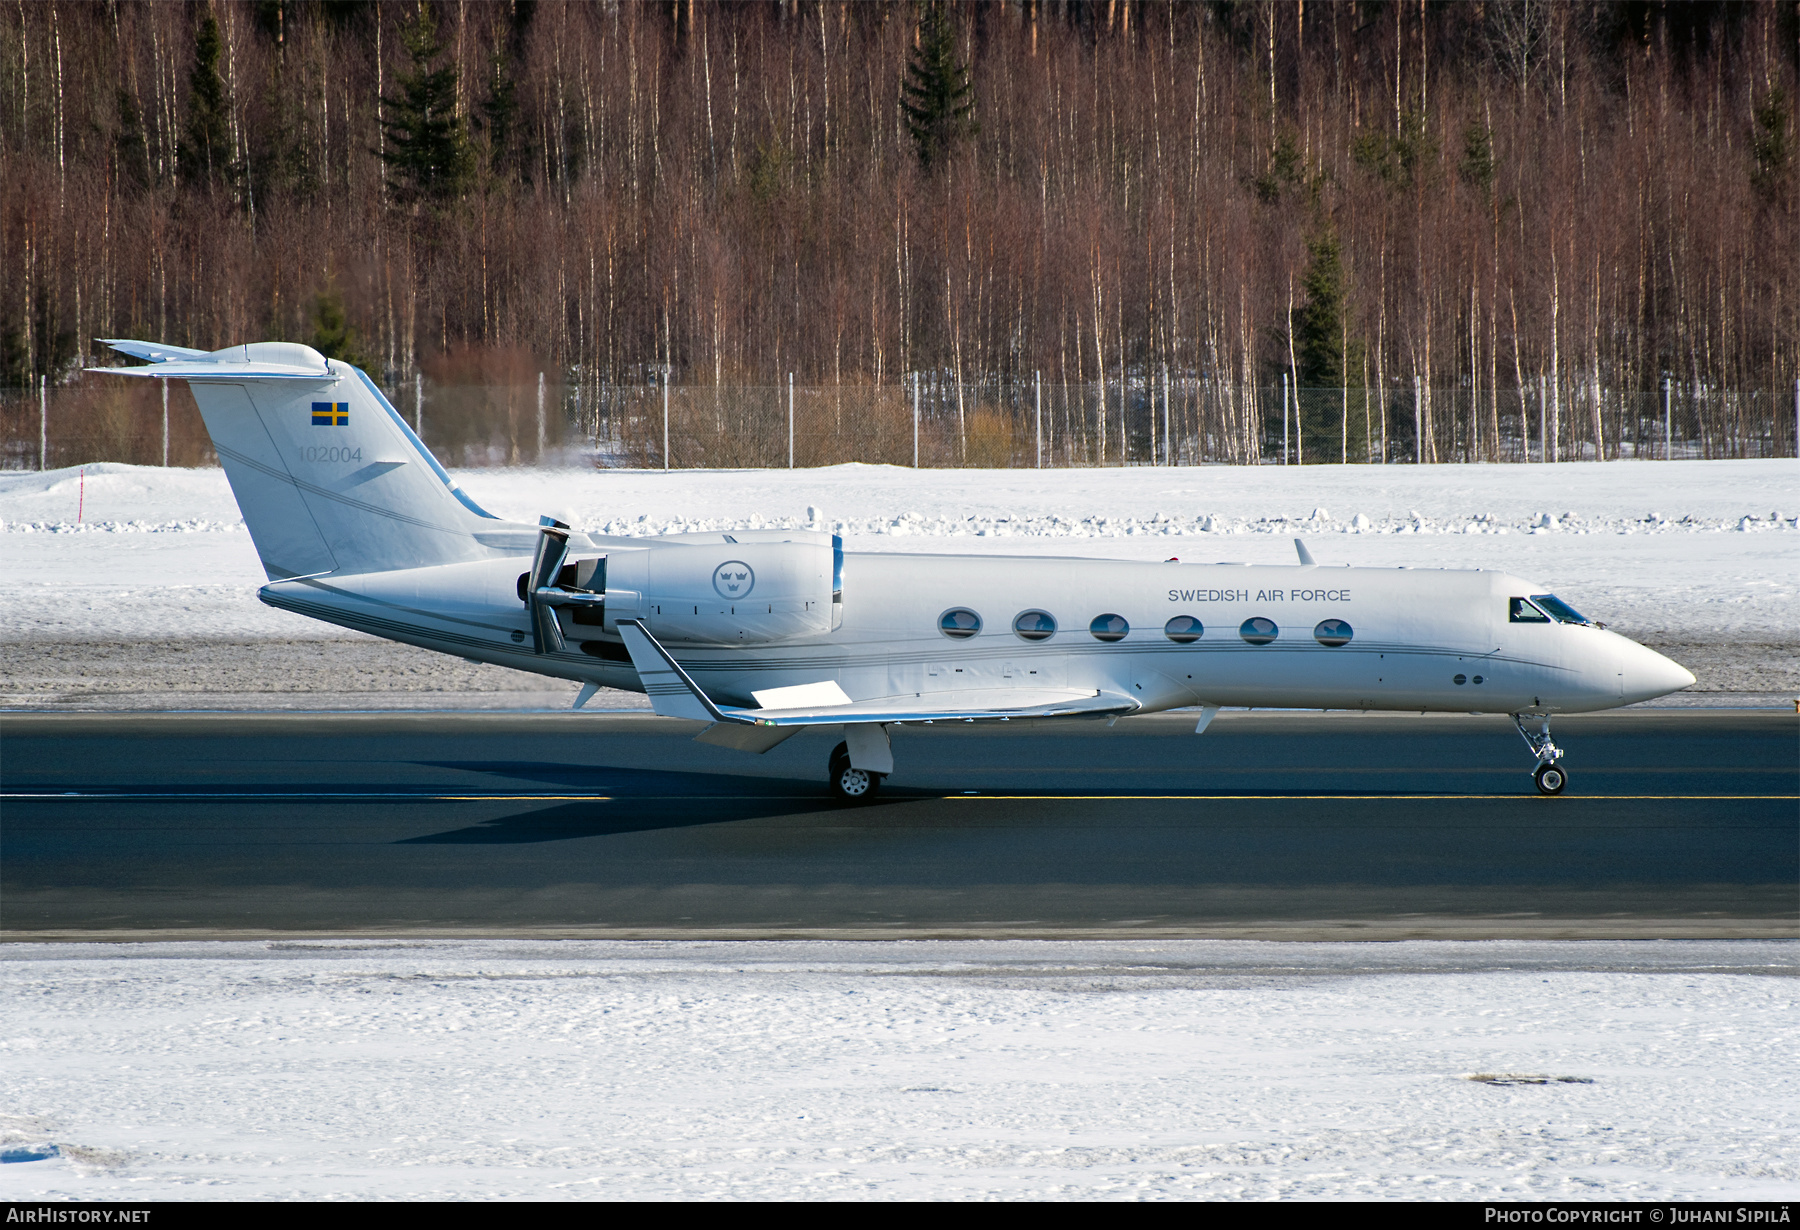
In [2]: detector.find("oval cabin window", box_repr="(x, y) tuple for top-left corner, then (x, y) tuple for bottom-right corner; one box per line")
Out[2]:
(1013, 610), (1057, 641)
(939, 608), (982, 639)
(1313, 618), (1353, 647)
(1090, 613), (1129, 642)
(1164, 615), (1204, 644)
(1239, 617), (1279, 645)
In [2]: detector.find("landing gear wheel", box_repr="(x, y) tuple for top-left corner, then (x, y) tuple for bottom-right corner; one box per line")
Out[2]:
(827, 741), (883, 803)
(1533, 762), (1568, 796)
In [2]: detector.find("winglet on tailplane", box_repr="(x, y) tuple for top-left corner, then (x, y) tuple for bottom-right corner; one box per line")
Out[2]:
(91, 340), (505, 579)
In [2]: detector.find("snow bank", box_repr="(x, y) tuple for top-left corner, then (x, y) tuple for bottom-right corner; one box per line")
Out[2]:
(4, 458), (1794, 538)
(3, 461), (1794, 641)
(0, 939), (1793, 1201)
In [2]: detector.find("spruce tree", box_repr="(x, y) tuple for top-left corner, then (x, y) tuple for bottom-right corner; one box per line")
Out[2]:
(309, 282), (369, 372)
(901, 3), (976, 173)
(478, 47), (522, 182)
(116, 88), (150, 190)
(177, 13), (233, 192)
(381, 4), (473, 205)
(1750, 86), (1791, 205)
(1295, 227), (1357, 389)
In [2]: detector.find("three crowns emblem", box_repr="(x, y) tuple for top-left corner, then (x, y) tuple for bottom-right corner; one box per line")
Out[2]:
(711, 560), (755, 600)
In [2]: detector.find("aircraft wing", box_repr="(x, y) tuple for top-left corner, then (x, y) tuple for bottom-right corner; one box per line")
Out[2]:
(615, 619), (1138, 745)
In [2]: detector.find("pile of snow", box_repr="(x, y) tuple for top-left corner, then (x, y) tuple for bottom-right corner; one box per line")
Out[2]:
(5, 519), (242, 534)
(2, 461), (1794, 643)
(1, 939), (1793, 1201)
(3, 459), (1795, 540)
(578, 507), (1795, 541)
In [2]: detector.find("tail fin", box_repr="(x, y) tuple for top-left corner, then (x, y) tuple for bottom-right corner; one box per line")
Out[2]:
(93, 340), (500, 578)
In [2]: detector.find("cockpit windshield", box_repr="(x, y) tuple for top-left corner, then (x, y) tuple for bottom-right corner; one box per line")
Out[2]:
(1530, 594), (1591, 625)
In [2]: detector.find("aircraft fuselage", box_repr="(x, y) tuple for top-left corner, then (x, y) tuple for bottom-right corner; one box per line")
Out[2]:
(263, 549), (1687, 718)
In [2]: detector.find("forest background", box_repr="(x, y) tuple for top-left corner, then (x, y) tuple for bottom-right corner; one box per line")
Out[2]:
(2, 0), (1796, 469)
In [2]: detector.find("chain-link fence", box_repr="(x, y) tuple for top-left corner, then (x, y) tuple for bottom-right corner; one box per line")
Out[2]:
(4, 375), (1795, 470)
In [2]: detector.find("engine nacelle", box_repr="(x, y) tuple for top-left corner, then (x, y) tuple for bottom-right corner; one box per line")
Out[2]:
(604, 534), (840, 644)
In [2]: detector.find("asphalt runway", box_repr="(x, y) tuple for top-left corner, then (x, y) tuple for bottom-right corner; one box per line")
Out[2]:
(2, 710), (1794, 939)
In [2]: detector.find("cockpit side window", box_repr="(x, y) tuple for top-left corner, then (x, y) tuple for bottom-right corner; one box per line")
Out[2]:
(1530, 594), (1591, 625)
(1509, 597), (1551, 623)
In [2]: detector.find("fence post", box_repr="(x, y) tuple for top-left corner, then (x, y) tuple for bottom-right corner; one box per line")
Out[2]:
(1162, 364), (1171, 466)
(1147, 372), (1156, 466)
(1543, 375), (1551, 462)
(788, 372), (795, 469)
(1413, 375), (1423, 465)
(1299, 379), (1308, 466)
(39, 375), (47, 471)
(1035, 370), (1042, 469)
(662, 370), (670, 471)
(161, 379), (170, 467)
(1662, 377), (1672, 461)
(1281, 371), (1289, 465)
(536, 371), (546, 463)
(912, 372), (920, 468)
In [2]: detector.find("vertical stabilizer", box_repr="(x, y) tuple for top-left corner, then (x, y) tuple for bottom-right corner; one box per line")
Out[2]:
(94, 341), (501, 578)
(193, 381), (340, 579)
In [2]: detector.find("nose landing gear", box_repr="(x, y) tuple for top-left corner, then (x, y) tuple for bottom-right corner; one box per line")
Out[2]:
(1533, 762), (1568, 795)
(1513, 714), (1568, 795)
(828, 741), (884, 802)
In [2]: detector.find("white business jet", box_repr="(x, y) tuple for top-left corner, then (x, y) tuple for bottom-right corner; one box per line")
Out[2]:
(94, 340), (1694, 798)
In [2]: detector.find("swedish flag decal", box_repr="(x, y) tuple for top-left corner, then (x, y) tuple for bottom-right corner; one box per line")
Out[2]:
(311, 401), (349, 426)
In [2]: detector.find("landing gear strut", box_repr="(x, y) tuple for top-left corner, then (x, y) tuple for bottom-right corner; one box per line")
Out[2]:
(828, 741), (883, 802)
(1512, 714), (1568, 796)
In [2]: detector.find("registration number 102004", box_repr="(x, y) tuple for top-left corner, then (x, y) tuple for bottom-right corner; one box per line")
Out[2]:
(295, 446), (364, 464)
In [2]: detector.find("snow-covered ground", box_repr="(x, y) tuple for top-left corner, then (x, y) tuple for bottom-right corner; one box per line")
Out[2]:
(1, 460), (1794, 643)
(0, 939), (1793, 1201)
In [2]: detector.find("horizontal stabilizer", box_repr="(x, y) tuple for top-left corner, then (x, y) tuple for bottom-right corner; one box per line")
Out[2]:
(95, 339), (212, 363)
(90, 338), (334, 381)
(87, 360), (333, 382)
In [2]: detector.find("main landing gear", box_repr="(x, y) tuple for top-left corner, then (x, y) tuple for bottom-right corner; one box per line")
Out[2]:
(828, 741), (884, 802)
(1512, 714), (1568, 795)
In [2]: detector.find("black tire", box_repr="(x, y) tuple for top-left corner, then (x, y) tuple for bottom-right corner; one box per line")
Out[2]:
(1534, 762), (1568, 796)
(831, 762), (882, 802)
(827, 741), (882, 802)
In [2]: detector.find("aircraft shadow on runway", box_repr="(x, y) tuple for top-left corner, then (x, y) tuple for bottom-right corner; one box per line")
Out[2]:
(414, 759), (820, 796)
(401, 760), (851, 843)
(409, 757), (1539, 800)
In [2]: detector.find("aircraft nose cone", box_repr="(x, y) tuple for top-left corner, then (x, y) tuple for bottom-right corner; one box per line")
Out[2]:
(1620, 641), (1696, 703)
